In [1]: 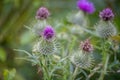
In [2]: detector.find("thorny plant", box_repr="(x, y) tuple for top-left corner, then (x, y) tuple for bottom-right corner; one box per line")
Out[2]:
(15, 0), (120, 80)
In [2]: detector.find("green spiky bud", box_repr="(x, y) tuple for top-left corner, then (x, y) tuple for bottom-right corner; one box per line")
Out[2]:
(32, 20), (47, 36)
(67, 11), (88, 27)
(71, 50), (94, 69)
(32, 39), (59, 55)
(95, 21), (117, 38)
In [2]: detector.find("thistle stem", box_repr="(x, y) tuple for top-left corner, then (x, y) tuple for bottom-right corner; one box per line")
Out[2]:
(98, 40), (110, 80)
(72, 67), (79, 80)
(44, 55), (51, 80)
(39, 55), (51, 80)
(98, 54), (110, 80)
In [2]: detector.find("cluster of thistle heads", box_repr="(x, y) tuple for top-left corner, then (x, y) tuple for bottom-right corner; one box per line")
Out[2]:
(32, 0), (117, 69)
(32, 7), (58, 55)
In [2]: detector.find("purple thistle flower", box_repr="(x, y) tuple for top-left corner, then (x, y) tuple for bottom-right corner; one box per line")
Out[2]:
(80, 39), (93, 53)
(35, 7), (50, 20)
(43, 26), (55, 41)
(77, 0), (95, 14)
(99, 8), (114, 21)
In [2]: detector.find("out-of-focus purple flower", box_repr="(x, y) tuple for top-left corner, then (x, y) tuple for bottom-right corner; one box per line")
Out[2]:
(43, 26), (55, 41)
(77, 0), (95, 14)
(35, 7), (50, 20)
(80, 39), (93, 53)
(99, 8), (114, 21)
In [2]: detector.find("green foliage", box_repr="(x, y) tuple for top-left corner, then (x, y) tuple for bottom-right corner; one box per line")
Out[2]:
(3, 69), (16, 80)
(0, 47), (6, 62)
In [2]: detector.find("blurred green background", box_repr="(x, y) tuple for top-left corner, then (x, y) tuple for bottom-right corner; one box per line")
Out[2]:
(0, 0), (120, 80)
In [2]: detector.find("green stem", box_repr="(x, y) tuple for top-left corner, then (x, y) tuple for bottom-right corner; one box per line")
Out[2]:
(44, 55), (51, 80)
(98, 39), (110, 80)
(98, 51), (110, 80)
(72, 67), (79, 80)
(39, 55), (51, 80)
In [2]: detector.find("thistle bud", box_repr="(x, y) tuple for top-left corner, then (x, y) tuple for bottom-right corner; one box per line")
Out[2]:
(32, 20), (47, 36)
(35, 7), (50, 20)
(70, 39), (94, 69)
(32, 26), (59, 55)
(67, 11), (88, 27)
(99, 8), (114, 21)
(95, 21), (117, 38)
(77, 0), (95, 14)
(70, 51), (94, 69)
(80, 39), (93, 53)
(42, 26), (55, 42)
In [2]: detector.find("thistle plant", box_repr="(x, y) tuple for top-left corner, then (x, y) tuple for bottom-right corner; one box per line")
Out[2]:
(15, 1), (120, 80)
(32, 25), (58, 55)
(32, 23), (59, 80)
(95, 8), (117, 38)
(32, 7), (50, 36)
(95, 8), (118, 80)
(68, 0), (95, 27)
(71, 39), (94, 79)
(16, 7), (60, 80)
